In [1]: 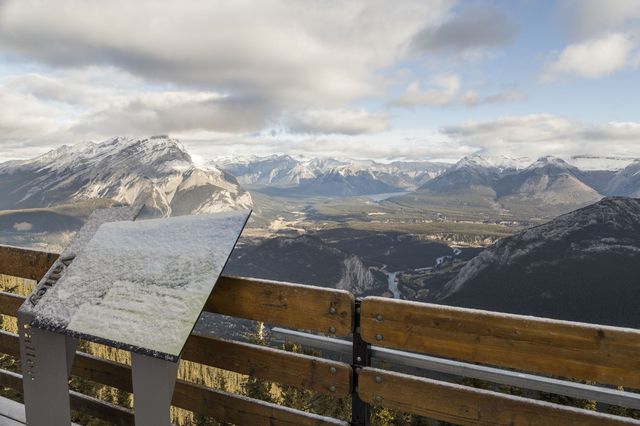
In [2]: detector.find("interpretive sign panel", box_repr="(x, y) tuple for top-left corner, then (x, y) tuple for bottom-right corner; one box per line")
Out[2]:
(29, 210), (250, 361)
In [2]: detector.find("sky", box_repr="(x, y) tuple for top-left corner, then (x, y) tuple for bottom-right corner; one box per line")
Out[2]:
(0, 0), (639, 163)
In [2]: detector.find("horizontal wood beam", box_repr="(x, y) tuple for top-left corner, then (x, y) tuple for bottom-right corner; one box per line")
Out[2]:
(0, 330), (19, 358)
(70, 391), (135, 426)
(360, 297), (640, 388)
(0, 291), (25, 317)
(0, 368), (135, 426)
(173, 380), (348, 426)
(0, 300), (352, 397)
(182, 334), (352, 397)
(0, 245), (355, 336)
(358, 368), (640, 426)
(206, 276), (354, 337)
(0, 331), (348, 425)
(0, 244), (58, 281)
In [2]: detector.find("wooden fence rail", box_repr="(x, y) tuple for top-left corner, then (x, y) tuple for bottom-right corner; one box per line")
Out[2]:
(360, 297), (640, 389)
(1, 243), (640, 426)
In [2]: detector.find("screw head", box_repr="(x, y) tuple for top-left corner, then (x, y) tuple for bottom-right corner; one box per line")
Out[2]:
(330, 367), (337, 374)
(329, 326), (337, 334)
(376, 314), (383, 321)
(329, 385), (336, 392)
(329, 307), (337, 314)
(375, 376), (382, 383)
(375, 334), (384, 341)
(374, 395), (383, 403)
(356, 356), (362, 363)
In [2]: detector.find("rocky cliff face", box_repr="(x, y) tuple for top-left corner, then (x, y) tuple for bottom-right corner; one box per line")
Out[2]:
(337, 255), (377, 294)
(439, 197), (640, 327)
(224, 235), (385, 295)
(0, 136), (252, 216)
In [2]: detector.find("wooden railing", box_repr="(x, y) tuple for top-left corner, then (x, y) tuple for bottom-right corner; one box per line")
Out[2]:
(0, 244), (639, 426)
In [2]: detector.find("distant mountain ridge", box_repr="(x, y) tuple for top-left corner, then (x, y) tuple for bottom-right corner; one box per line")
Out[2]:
(0, 136), (252, 216)
(438, 197), (640, 327)
(211, 154), (449, 196)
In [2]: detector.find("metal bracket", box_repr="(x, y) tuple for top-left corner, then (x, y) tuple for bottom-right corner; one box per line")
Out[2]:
(351, 298), (371, 426)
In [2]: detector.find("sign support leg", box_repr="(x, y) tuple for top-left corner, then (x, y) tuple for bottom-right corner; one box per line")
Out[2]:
(131, 352), (179, 426)
(18, 312), (77, 426)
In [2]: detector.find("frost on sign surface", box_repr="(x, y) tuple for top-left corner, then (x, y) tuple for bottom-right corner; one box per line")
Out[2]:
(31, 210), (251, 361)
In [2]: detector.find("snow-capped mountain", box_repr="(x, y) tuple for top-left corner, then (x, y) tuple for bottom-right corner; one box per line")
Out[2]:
(495, 156), (602, 205)
(262, 168), (405, 197)
(418, 155), (604, 207)
(438, 197), (640, 327)
(0, 136), (252, 216)
(418, 155), (508, 195)
(603, 161), (640, 197)
(211, 154), (449, 195)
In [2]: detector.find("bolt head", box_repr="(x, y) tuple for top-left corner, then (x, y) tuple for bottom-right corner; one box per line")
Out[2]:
(329, 385), (336, 392)
(376, 314), (383, 321)
(329, 326), (337, 334)
(375, 334), (384, 341)
(356, 356), (362, 362)
(375, 376), (382, 383)
(329, 307), (337, 314)
(374, 395), (383, 403)
(330, 367), (337, 374)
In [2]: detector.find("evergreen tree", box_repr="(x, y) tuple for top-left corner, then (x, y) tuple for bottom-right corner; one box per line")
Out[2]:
(241, 322), (274, 403)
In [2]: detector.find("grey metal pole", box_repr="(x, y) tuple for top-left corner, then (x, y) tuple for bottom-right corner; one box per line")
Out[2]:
(19, 311), (77, 426)
(131, 352), (179, 426)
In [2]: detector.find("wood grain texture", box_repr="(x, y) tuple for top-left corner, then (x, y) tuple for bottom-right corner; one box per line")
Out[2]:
(0, 246), (356, 337)
(0, 245), (58, 281)
(0, 293), (352, 397)
(206, 276), (355, 336)
(360, 297), (640, 388)
(173, 380), (348, 426)
(182, 334), (351, 397)
(70, 391), (134, 426)
(0, 291), (25, 317)
(359, 368), (640, 426)
(0, 368), (134, 426)
(0, 330), (20, 358)
(0, 332), (348, 426)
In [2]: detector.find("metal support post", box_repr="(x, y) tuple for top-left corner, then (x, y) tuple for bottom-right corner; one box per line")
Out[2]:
(19, 311), (77, 426)
(351, 298), (371, 426)
(131, 352), (179, 426)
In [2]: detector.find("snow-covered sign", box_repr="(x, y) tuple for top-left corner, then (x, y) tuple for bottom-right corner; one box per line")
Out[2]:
(30, 210), (251, 361)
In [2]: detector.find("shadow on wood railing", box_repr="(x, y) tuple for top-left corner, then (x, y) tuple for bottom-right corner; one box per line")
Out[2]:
(0, 244), (639, 426)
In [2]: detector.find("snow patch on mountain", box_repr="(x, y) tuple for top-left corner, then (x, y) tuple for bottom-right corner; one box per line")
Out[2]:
(0, 136), (252, 216)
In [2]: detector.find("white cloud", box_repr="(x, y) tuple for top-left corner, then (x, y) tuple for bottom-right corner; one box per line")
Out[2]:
(180, 128), (475, 162)
(286, 109), (389, 135)
(412, 4), (518, 53)
(391, 74), (461, 107)
(442, 114), (640, 160)
(557, 0), (640, 40)
(391, 74), (525, 108)
(541, 33), (635, 81)
(0, 0), (451, 108)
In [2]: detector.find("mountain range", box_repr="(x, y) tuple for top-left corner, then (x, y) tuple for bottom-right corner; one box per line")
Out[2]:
(212, 154), (448, 195)
(438, 197), (640, 327)
(0, 136), (252, 217)
(217, 153), (640, 214)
